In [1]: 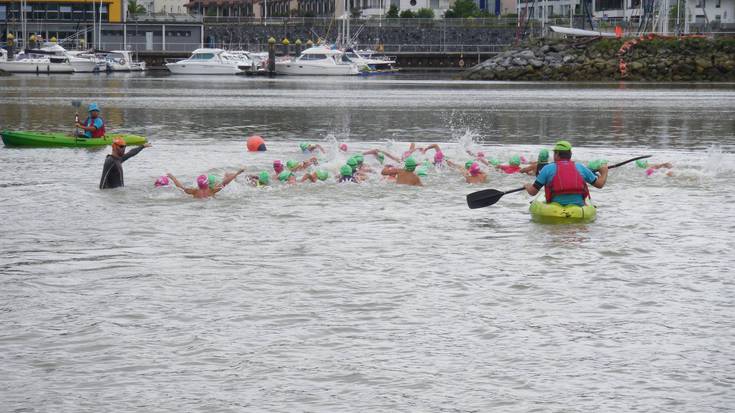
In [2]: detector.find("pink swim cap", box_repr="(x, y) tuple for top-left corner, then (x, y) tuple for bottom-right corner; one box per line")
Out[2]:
(477, 151), (485, 158)
(154, 176), (169, 187)
(434, 151), (444, 163)
(196, 175), (209, 189)
(646, 168), (655, 176)
(339, 143), (348, 152)
(273, 160), (284, 173)
(520, 156), (528, 163)
(469, 162), (481, 176)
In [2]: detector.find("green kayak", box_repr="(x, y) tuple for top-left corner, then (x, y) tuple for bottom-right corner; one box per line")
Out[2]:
(1, 130), (147, 148)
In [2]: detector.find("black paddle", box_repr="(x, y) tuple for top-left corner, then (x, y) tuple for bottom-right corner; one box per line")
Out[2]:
(466, 155), (652, 209)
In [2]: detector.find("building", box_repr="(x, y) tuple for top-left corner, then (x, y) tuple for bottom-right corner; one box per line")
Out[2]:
(0, 0), (124, 24)
(148, 0), (190, 14)
(184, 0), (253, 17)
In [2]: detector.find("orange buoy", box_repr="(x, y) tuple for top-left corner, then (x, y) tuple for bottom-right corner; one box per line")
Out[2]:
(246, 135), (266, 152)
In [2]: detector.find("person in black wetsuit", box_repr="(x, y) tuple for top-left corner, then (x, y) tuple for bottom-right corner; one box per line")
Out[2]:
(99, 137), (151, 189)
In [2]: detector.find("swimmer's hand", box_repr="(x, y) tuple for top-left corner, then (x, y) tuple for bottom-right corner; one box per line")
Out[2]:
(143, 143), (152, 148)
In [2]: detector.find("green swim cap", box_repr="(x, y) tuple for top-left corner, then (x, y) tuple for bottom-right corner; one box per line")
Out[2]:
(354, 154), (364, 165)
(208, 174), (220, 189)
(490, 158), (500, 166)
(347, 157), (358, 172)
(538, 149), (549, 162)
(554, 140), (572, 151)
(278, 170), (293, 182)
(417, 166), (428, 177)
(509, 155), (521, 166)
(404, 157), (417, 172)
(258, 171), (270, 185)
(340, 164), (353, 177)
(588, 159), (607, 171)
(315, 169), (329, 181)
(377, 152), (385, 164)
(299, 142), (309, 151)
(286, 160), (299, 171)
(464, 160), (474, 170)
(636, 159), (649, 168)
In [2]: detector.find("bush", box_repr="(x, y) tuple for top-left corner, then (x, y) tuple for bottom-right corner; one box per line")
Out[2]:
(400, 9), (415, 18)
(386, 4), (399, 18)
(416, 8), (435, 18)
(444, 0), (479, 18)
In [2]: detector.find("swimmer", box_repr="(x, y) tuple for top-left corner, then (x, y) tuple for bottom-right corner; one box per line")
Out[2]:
(401, 142), (419, 160)
(272, 160), (285, 179)
(299, 142), (325, 154)
(495, 155), (523, 174)
(301, 169), (330, 183)
(464, 162), (488, 184)
(167, 168), (245, 198)
(247, 171), (270, 187)
(154, 175), (170, 187)
(381, 156), (422, 186)
(278, 170), (297, 184)
(353, 153), (373, 173)
(422, 144), (446, 166)
(338, 164), (357, 183)
(339, 143), (349, 152)
(636, 159), (674, 177)
(286, 158), (317, 173)
(363, 149), (400, 164)
(520, 149), (550, 176)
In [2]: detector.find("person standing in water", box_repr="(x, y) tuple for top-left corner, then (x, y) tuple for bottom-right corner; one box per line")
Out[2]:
(381, 157), (422, 186)
(99, 137), (151, 189)
(167, 168), (245, 198)
(524, 140), (607, 206)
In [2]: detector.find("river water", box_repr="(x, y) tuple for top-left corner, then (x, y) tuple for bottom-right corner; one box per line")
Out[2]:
(1, 74), (734, 412)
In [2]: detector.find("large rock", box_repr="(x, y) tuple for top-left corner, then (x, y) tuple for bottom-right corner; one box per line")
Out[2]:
(529, 59), (544, 68)
(512, 57), (528, 66)
(518, 50), (536, 60)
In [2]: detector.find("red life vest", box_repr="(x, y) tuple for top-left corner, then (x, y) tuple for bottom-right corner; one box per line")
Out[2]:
(85, 116), (106, 138)
(545, 160), (590, 203)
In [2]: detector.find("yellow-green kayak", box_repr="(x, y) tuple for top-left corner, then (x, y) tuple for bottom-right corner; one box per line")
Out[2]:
(1, 130), (147, 148)
(529, 198), (596, 224)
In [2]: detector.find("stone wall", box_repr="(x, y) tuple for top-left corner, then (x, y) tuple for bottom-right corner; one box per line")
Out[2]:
(463, 37), (735, 81)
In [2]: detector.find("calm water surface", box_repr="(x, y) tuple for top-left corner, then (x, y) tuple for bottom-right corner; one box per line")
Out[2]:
(1, 74), (734, 412)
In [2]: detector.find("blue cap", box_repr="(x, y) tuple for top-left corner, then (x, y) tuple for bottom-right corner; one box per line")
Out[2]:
(88, 102), (100, 112)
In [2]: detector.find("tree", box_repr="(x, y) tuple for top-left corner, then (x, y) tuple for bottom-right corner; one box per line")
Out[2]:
(444, 0), (479, 18)
(400, 9), (415, 18)
(386, 4), (399, 18)
(416, 8), (435, 18)
(127, 0), (146, 14)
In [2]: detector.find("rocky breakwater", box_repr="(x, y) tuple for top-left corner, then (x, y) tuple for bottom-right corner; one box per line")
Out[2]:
(463, 36), (735, 81)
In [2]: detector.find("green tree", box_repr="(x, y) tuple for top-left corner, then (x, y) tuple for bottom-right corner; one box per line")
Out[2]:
(444, 0), (479, 18)
(400, 9), (415, 18)
(416, 8), (435, 18)
(127, 0), (146, 14)
(386, 4), (399, 18)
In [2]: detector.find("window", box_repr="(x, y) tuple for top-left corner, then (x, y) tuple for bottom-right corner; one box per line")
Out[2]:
(300, 53), (328, 60)
(60, 5), (72, 19)
(192, 53), (215, 60)
(716, 0), (720, 7)
(0, 5), (6, 20)
(695, 0), (702, 7)
(430, 0), (439, 8)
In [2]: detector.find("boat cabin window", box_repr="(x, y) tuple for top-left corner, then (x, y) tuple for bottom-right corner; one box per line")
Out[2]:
(191, 53), (215, 60)
(300, 54), (328, 61)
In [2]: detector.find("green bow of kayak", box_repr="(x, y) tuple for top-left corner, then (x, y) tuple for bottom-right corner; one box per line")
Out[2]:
(1, 130), (147, 148)
(529, 198), (597, 224)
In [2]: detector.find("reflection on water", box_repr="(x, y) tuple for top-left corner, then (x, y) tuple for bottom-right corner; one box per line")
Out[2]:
(1, 74), (734, 412)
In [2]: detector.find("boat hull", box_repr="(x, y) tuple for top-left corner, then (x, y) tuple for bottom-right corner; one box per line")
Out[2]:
(529, 199), (597, 224)
(0, 61), (74, 73)
(275, 62), (358, 76)
(166, 62), (243, 75)
(1, 130), (148, 148)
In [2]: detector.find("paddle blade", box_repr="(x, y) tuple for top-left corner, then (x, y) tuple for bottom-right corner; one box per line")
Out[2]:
(467, 189), (505, 209)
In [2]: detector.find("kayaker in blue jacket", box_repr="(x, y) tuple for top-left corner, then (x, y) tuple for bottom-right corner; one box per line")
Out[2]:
(523, 140), (607, 206)
(76, 102), (106, 138)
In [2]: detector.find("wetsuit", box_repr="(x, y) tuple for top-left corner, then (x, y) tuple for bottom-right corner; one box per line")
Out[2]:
(99, 146), (145, 189)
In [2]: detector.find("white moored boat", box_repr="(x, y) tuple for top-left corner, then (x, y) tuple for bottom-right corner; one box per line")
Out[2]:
(275, 46), (359, 76)
(166, 48), (249, 75)
(40, 43), (98, 73)
(0, 48), (75, 73)
(105, 50), (146, 71)
(343, 48), (398, 72)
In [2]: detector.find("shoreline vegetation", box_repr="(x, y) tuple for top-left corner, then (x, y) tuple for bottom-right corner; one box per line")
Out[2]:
(463, 36), (735, 82)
